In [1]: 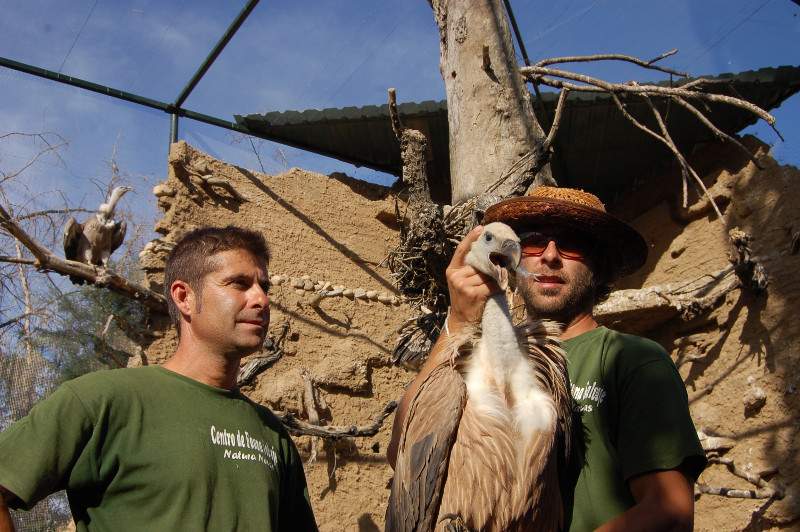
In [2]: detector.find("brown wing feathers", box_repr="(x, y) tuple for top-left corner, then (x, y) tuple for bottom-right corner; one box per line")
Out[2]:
(387, 363), (467, 532)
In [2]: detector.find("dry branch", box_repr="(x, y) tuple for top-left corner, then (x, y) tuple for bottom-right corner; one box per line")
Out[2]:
(675, 330), (727, 368)
(0, 203), (167, 313)
(534, 50), (688, 77)
(385, 88), (450, 308)
(175, 160), (249, 202)
(595, 266), (740, 331)
(237, 324), (289, 387)
(520, 52), (776, 227)
(697, 431), (736, 453)
(387, 50), (775, 340)
(668, 96), (763, 169)
(521, 65), (775, 124)
(698, 456), (784, 500)
(302, 370), (321, 471)
(276, 401), (398, 440)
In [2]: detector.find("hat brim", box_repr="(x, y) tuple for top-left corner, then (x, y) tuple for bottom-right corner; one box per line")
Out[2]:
(484, 196), (648, 281)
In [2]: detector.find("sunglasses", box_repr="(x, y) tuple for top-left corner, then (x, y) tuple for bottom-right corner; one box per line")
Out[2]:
(519, 230), (594, 260)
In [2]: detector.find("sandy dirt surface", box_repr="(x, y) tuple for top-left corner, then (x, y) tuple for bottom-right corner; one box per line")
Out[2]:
(138, 138), (800, 531)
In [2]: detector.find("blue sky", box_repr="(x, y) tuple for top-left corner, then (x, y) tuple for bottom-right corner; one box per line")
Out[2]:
(0, 0), (798, 233)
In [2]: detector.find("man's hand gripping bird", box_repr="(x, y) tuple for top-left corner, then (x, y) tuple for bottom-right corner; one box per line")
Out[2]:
(387, 223), (572, 532)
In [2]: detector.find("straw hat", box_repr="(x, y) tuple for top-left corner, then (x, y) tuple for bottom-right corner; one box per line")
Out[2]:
(483, 186), (648, 280)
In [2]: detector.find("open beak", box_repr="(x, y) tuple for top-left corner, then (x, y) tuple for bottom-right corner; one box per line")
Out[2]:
(489, 240), (521, 290)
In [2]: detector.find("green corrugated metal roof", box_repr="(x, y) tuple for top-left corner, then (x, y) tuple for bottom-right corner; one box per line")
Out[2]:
(235, 65), (800, 204)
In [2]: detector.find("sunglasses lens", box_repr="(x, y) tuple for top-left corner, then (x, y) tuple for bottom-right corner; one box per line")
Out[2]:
(555, 235), (587, 258)
(520, 232), (590, 259)
(520, 234), (549, 256)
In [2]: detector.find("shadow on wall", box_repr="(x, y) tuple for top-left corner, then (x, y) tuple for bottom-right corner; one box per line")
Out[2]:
(610, 136), (800, 530)
(235, 166), (397, 292)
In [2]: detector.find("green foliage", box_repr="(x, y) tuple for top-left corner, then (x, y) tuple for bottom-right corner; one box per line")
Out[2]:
(35, 257), (146, 385)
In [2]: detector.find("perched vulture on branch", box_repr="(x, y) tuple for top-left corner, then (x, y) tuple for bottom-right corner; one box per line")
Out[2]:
(63, 186), (130, 285)
(387, 222), (571, 532)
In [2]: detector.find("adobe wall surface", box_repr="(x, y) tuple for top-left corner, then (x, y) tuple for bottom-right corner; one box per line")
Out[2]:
(614, 137), (800, 531)
(139, 138), (800, 531)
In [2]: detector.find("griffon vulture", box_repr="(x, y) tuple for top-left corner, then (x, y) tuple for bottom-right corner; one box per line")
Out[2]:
(387, 222), (571, 532)
(63, 186), (130, 285)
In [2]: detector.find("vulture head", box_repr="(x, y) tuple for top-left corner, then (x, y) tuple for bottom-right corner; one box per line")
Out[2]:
(465, 222), (521, 291)
(98, 186), (132, 221)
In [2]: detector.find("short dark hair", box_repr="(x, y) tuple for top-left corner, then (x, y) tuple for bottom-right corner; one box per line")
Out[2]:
(164, 226), (270, 330)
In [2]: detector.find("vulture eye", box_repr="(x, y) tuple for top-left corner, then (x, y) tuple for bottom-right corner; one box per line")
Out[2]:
(484, 234), (493, 242)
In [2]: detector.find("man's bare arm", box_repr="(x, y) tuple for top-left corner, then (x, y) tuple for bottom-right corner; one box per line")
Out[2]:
(387, 226), (500, 468)
(0, 485), (17, 532)
(595, 468), (695, 532)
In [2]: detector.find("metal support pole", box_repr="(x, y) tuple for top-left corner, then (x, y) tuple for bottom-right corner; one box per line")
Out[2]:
(170, 114), (179, 144)
(172, 0), (261, 109)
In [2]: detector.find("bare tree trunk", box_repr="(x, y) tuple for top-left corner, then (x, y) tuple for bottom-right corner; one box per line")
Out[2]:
(429, 0), (552, 203)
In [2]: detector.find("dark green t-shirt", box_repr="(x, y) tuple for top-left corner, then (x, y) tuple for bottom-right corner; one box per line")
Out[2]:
(561, 327), (707, 532)
(0, 365), (317, 531)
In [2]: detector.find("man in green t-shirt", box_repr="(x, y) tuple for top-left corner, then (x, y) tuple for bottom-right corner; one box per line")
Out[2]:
(389, 187), (706, 531)
(0, 226), (318, 532)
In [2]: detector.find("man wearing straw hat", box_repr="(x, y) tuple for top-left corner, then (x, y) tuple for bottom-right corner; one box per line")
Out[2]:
(389, 187), (706, 531)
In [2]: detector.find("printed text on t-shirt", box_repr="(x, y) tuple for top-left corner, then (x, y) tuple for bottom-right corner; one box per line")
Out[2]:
(210, 425), (278, 470)
(571, 381), (607, 413)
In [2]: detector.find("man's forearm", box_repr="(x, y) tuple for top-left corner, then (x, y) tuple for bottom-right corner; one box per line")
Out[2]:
(595, 469), (694, 532)
(0, 486), (17, 532)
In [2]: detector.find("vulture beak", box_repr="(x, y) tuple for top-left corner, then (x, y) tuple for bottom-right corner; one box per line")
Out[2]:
(489, 239), (521, 291)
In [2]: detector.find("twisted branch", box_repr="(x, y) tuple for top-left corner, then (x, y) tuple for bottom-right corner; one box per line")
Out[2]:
(698, 456), (784, 500)
(276, 400), (398, 440)
(521, 66), (775, 124)
(0, 203), (167, 313)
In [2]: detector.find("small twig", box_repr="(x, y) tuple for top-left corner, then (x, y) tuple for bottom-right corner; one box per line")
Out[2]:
(0, 256), (36, 265)
(542, 88), (569, 153)
(388, 88), (404, 139)
(100, 314), (128, 368)
(646, 49), (680, 65)
(302, 370), (321, 472)
(608, 92), (724, 219)
(276, 401), (398, 440)
(643, 96), (726, 222)
(15, 208), (93, 222)
(534, 50), (688, 77)
(668, 96), (764, 169)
